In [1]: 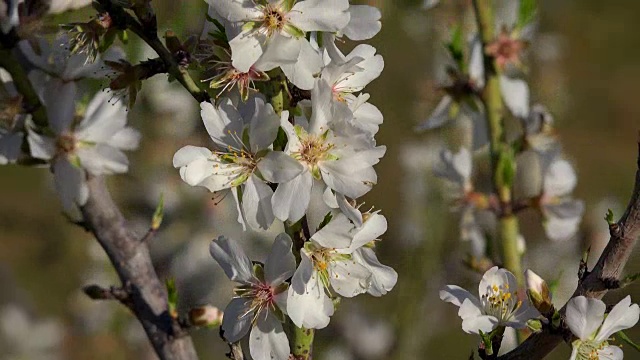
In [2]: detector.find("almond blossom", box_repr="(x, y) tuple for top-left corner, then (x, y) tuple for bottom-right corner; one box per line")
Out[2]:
(287, 210), (394, 329)
(209, 234), (296, 360)
(207, 0), (350, 90)
(566, 296), (640, 360)
(272, 80), (385, 222)
(173, 95), (303, 230)
(540, 156), (584, 241)
(27, 88), (140, 211)
(440, 266), (539, 334)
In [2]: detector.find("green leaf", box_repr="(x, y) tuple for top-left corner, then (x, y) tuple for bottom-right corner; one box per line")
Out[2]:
(99, 28), (118, 53)
(118, 30), (128, 44)
(617, 330), (640, 352)
(496, 147), (516, 189)
(445, 24), (464, 71)
(605, 208), (615, 225)
(517, 0), (537, 29)
(151, 193), (164, 230)
(166, 278), (178, 318)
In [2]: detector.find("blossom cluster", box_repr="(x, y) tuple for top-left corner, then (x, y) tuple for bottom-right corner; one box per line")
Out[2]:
(170, 1), (396, 359)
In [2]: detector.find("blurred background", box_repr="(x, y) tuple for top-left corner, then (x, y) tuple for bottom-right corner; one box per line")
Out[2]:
(1, 0), (640, 359)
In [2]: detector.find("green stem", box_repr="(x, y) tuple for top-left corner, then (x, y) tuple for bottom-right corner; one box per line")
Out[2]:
(290, 324), (315, 359)
(0, 48), (48, 128)
(472, 0), (522, 284)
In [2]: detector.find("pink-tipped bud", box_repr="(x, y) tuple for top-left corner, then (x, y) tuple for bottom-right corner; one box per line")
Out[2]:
(189, 305), (223, 327)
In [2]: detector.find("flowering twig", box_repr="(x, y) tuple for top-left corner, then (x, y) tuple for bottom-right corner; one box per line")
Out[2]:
(95, 0), (210, 103)
(471, 0), (523, 285)
(498, 137), (640, 359)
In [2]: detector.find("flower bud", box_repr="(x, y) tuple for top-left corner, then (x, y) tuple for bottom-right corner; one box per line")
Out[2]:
(525, 269), (553, 315)
(189, 305), (223, 327)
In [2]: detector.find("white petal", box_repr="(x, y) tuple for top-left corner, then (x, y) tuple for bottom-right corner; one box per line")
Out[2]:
(329, 258), (371, 297)
(349, 213), (387, 250)
(281, 40), (323, 91)
(288, 0), (350, 32)
(598, 346), (624, 360)
(500, 75), (530, 118)
(341, 5), (381, 41)
(439, 285), (477, 307)
(76, 91), (127, 143)
(248, 100), (280, 152)
(241, 175), (275, 230)
(76, 145), (129, 175)
(459, 298), (498, 334)
(479, 267), (517, 299)
(543, 158), (577, 197)
(229, 29), (265, 73)
(200, 99), (244, 149)
(110, 127), (141, 150)
(257, 151), (304, 183)
(249, 314), (290, 360)
(265, 233), (296, 286)
(221, 297), (253, 343)
(339, 45), (384, 92)
(287, 256), (334, 329)
(335, 192), (363, 227)
(565, 296), (606, 340)
(27, 129), (55, 160)
(0, 131), (23, 164)
(415, 96), (453, 131)
(53, 158), (88, 211)
(173, 146), (212, 167)
(308, 79), (334, 135)
(271, 170), (313, 222)
(45, 81), (77, 134)
(469, 35), (485, 88)
(208, 0), (261, 22)
(209, 235), (257, 284)
(595, 296), (640, 342)
(310, 213), (354, 249)
(353, 248), (397, 297)
(256, 33), (301, 70)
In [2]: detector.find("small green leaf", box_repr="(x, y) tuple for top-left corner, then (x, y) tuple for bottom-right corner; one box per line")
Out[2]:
(445, 24), (465, 71)
(118, 30), (128, 44)
(496, 147), (516, 189)
(166, 278), (178, 318)
(517, 0), (537, 29)
(617, 330), (640, 352)
(151, 193), (164, 230)
(605, 209), (615, 225)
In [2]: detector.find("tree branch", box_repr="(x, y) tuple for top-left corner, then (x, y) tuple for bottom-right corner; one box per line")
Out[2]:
(81, 176), (198, 360)
(498, 137), (640, 359)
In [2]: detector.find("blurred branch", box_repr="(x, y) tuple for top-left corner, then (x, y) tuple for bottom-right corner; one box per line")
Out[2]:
(81, 176), (199, 360)
(498, 137), (640, 359)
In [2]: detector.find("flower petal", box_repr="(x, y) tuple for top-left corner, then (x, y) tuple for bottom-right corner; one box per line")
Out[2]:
(439, 285), (477, 308)
(287, 255), (334, 329)
(265, 233), (296, 286)
(271, 170), (312, 222)
(249, 313), (290, 360)
(257, 151), (304, 183)
(353, 248), (397, 297)
(221, 297), (253, 343)
(209, 235), (256, 284)
(565, 296), (606, 340)
(241, 175), (275, 230)
(76, 145), (129, 175)
(595, 295), (640, 342)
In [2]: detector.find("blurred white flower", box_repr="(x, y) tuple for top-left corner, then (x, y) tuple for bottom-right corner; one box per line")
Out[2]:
(27, 89), (140, 210)
(0, 304), (64, 360)
(540, 157), (584, 241)
(566, 296), (639, 360)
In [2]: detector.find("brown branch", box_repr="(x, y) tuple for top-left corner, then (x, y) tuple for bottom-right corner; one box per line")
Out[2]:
(81, 176), (198, 360)
(498, 137), (640, 359)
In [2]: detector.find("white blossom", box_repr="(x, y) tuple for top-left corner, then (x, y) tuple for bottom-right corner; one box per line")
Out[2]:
(272, 80), (385, 222)
(207, 0), (350, 89)
(48, 0), (92, 14)
(566, 296), (640, 360)
(440, 266), (539, 334)
(27, 88), (140, 210)
(287, 210), (394, 329)
(173, 95), (303, 230)
(209, 234), (296, 360)
(540, 157), (584, 241)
